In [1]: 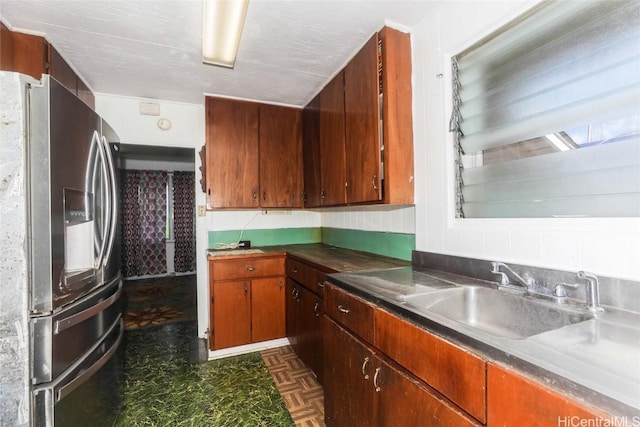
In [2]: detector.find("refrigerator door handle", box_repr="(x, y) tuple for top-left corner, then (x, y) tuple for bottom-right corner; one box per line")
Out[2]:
(94, 130), (112, 270)
(56, 318), (123, 402)
(53, 279), (122, 334)
(101, 136), (118, 268)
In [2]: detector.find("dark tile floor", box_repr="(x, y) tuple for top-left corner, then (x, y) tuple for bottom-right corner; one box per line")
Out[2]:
(116, 275), (294, 426)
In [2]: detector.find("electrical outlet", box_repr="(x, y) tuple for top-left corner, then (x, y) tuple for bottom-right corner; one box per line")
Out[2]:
(261, 210), (291, 215)
(197, 205), (206, 216)
(238, 240), (251, 248)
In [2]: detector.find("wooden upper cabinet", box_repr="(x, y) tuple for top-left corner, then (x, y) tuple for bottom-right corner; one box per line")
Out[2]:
(344, 34), (382, 204)
(205, 97), (303, 209)
(206, 97), (260, 208)
(378, 27), (414, 204)
(10, 31), (48, 81)
(302, 94), (322, 208)
(49, 45), (77, 94)
(0, 25), (95, 108)
(259, 104), (303, 208)
(0, 22), (14, 71)
(342, 26), (414, 206)
(319, 71), (348, 206)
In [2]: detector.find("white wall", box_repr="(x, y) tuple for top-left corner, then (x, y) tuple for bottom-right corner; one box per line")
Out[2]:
(321, 205), (415, 234)
(411, 0), (640, 281)
(207, 210), (320, 231)
(94, 93), (211, 337)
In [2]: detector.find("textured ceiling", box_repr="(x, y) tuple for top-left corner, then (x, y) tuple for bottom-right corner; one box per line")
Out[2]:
(0, 0), (438, 106)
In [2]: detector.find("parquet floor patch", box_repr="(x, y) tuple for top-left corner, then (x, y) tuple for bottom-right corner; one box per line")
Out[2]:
(262, 346), (325, 427)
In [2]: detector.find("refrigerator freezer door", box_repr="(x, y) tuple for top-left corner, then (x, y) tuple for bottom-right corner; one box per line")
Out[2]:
(32, 317), (124, 427)
(31, 276), (122, 384)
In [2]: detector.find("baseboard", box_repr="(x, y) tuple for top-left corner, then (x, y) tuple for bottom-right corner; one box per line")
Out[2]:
(207, 338), (291, 360)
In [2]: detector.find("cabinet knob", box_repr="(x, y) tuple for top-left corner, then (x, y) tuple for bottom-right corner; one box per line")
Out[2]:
(292, 268), (298, 274)
(313, 300), (320, 316)
(244, 283), (249, 294)
(252, 191), (257, 199)
(246, 265), (255, 272)
(321, 188), (326, 199)
(262, 191), (266, 201)
(337, 304), (350, 314)
(373, 367), (382, 392)
(279, 281), (283, 289)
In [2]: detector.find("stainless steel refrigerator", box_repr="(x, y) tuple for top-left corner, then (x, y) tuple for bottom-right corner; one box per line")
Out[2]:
(24, 75), (124, 426)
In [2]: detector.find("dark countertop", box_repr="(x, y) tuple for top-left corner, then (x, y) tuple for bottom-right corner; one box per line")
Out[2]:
(326, 267), (640, 418)
(207, 243), (410, 272)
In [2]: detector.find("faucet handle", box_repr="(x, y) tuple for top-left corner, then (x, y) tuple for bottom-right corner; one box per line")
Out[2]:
(491, 262), (509, 286)
(553, 282), (578, 298)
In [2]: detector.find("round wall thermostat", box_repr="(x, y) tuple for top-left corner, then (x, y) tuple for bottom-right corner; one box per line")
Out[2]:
(157, 118), (172, 130)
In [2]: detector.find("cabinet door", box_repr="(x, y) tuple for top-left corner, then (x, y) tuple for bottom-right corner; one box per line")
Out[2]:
(259, 104), (303, 208)
(11, 31), (47, 80)
(49, 45), (77, 95)
(319, 71), (347, 206)
(1, 23), (14, 71)
(285, 279), (299, 350)
(375, 357), (480, 427)
(302, 95), (322, 207)
(344, 34), (382, 204)
(487, 363), (609, 426)
(251, 277), (285, 343)
(212, 280), (252, 349)
(324, 317), (374, 427)
(206, 97), (259, 208)
(297, 286), (323, 382)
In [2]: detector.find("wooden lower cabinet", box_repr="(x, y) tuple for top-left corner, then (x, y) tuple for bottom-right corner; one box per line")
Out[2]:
(211, 280), (251, 349)
(209, 255), (285, 350)
(251, 277), (285, 343)
(487, 363), (610, 426)
(296, 285), (323, 383)
(324, 317), (375, 427)
(286, 278), (324, 383)
(324, 317), (479, 427)
(375, 308), (486, 423)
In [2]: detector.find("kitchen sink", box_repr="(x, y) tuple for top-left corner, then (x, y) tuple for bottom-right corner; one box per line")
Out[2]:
(402, 286), (593, 340)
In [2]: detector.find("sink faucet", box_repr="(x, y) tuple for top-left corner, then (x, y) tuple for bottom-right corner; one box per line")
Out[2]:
(577, 271), (604, 312)
(491, 262), (533, 291)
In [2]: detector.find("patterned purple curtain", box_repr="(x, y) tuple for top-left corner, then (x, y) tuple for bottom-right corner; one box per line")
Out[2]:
(173, 171), (196, 272)
(121, 170), (168, 277)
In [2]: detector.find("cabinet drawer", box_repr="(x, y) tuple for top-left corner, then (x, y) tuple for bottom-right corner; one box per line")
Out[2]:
(286, 258), (326, 295)
(487, 363), (609, 426)
(212, 256), (284, 280)
(375, 309), (487, 424)
(324, 284), (374, 343)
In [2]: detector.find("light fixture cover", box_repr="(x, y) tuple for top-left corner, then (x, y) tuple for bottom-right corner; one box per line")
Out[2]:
(202, 0), (249, 68)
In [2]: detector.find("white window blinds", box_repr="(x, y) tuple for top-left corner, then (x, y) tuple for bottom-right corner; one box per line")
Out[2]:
(450, 0), (640, 218)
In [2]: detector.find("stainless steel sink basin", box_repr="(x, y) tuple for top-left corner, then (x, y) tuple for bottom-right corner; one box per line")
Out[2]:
(403, 286), (593, 340)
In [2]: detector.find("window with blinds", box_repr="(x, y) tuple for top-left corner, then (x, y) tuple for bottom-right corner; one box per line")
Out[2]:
(450, 0), (640, 218)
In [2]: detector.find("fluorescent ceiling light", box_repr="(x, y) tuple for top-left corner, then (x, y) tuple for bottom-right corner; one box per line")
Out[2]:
(202, 0), (249, 68)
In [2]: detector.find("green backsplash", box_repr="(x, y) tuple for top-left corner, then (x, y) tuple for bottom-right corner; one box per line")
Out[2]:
(321, 227), (415, 261)
(208, 227), (415, 261)
(209, 227), (321, 248)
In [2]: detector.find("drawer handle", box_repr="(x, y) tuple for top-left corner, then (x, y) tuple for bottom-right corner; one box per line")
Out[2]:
(373, 367), (381, 392)
(337, 304), (350, 314)
(361, 357), (370, 379)
(292, 268), (298, 274)
(317, 282), (324, 288)
(246, 266), (255, 272)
